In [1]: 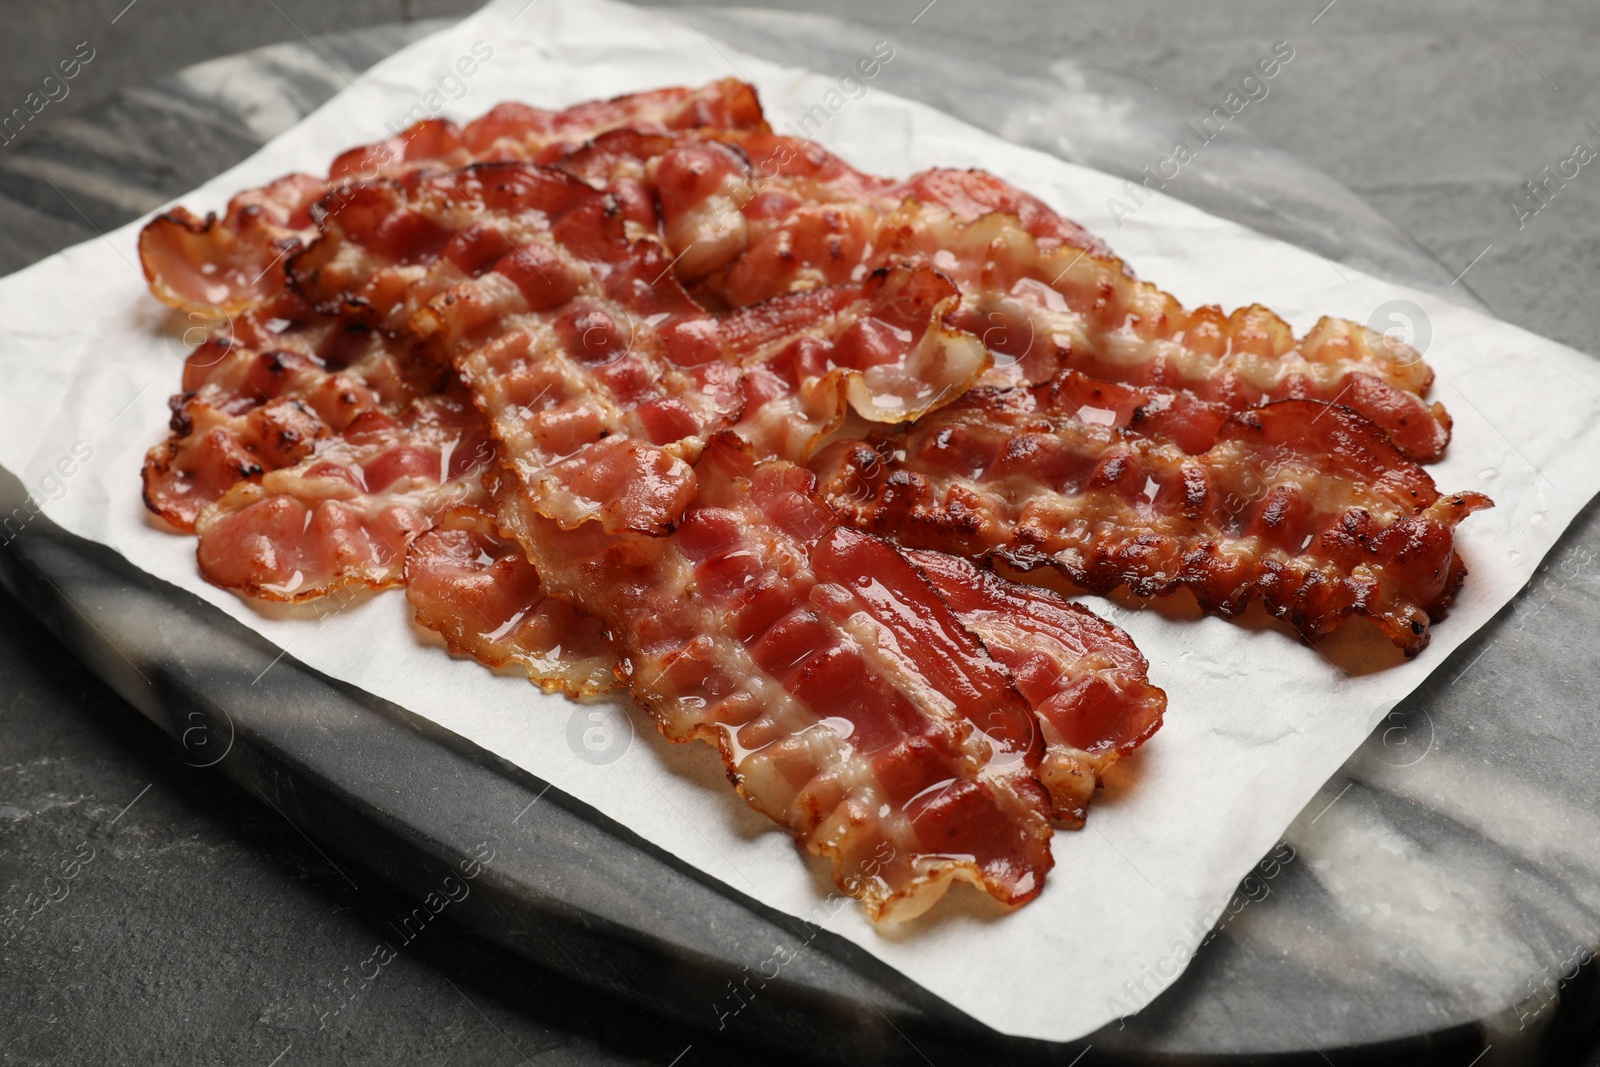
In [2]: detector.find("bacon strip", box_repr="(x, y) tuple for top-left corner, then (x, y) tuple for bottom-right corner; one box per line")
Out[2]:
(142, 290), (424, 530)
(643, 133), (1113, 311)
(404, 507), (618, 695)
(887, 207), (1453, 462)
(908, 549), (1166, 826)
(353, 164), (741, 534)
(192, 392), (493, 600)
(138, 173), (324, 315)
(328, 79), (767, 184)
(333, 163), (981, 531)
(576, 131), (1105, 308)
(635, 134), (1452, 462)
(814, 379), (1490, 654)
(138, 79), (768, 316)
(497, 434), (1055, 919)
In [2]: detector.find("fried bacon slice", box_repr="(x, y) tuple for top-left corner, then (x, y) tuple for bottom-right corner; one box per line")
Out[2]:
(142, 290), (426, 530)
(286, 163), (619, 331)
(882, 207), (1453, 463)
(908, 549), (1166, 825)
(551, 128), (1104, 303)
(327, 162), (979, 530)
(327, 78), (767, 185)
(138, 173), (325, 315)
(331, 163), (743, 534)
(192, 391), (493, 600)
(815, 380), (1491, 654)
(639, 132), (1108, 308)
(404, 507), (618, 695)
(562, 129), (1452, 474)
(496, 433), (1055, 919)
(612, 128), (1450, 462)
(138, 79), (768, 315)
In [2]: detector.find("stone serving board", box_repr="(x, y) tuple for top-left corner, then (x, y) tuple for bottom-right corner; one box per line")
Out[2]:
(1, 10), (1597, 1064)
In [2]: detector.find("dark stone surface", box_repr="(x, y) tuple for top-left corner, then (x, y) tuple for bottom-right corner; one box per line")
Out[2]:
(0, 584), (793, 1066)
(3, 3), (1600, 1065)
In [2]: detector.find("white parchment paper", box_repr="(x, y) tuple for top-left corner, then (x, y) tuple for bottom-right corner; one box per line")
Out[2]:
(2, 0), (1598, 1042)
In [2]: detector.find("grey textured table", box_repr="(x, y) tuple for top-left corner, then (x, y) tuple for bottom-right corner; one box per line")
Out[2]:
(3, 3), (1600, 1065)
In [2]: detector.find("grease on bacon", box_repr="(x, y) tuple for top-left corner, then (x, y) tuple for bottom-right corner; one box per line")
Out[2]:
(138, 79), (768, 316)
(142, 290), (420, 530)
(631, 131), (1452, 462)
(405, 507), (618, 695)
(192, 391), (493, 600)
(497, 434), (1058, 919)
(724, 264), (989, 460)
(908, 549), (1166, 826)
(815, 379), (1489, 654)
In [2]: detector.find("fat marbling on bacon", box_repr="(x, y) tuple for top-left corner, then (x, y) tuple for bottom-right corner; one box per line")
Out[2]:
(907, 549), (1166, 826)
(191, 388), (494, 601)
(632, 130), (1453, 463)
(405, 506), (618, 696)
(497, 433), (1057, 920)
(300, 157), (989, 533)
(138, 78), (767, 316)
(813, 375), (1490, 654)
(142, 287), (430, 531)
